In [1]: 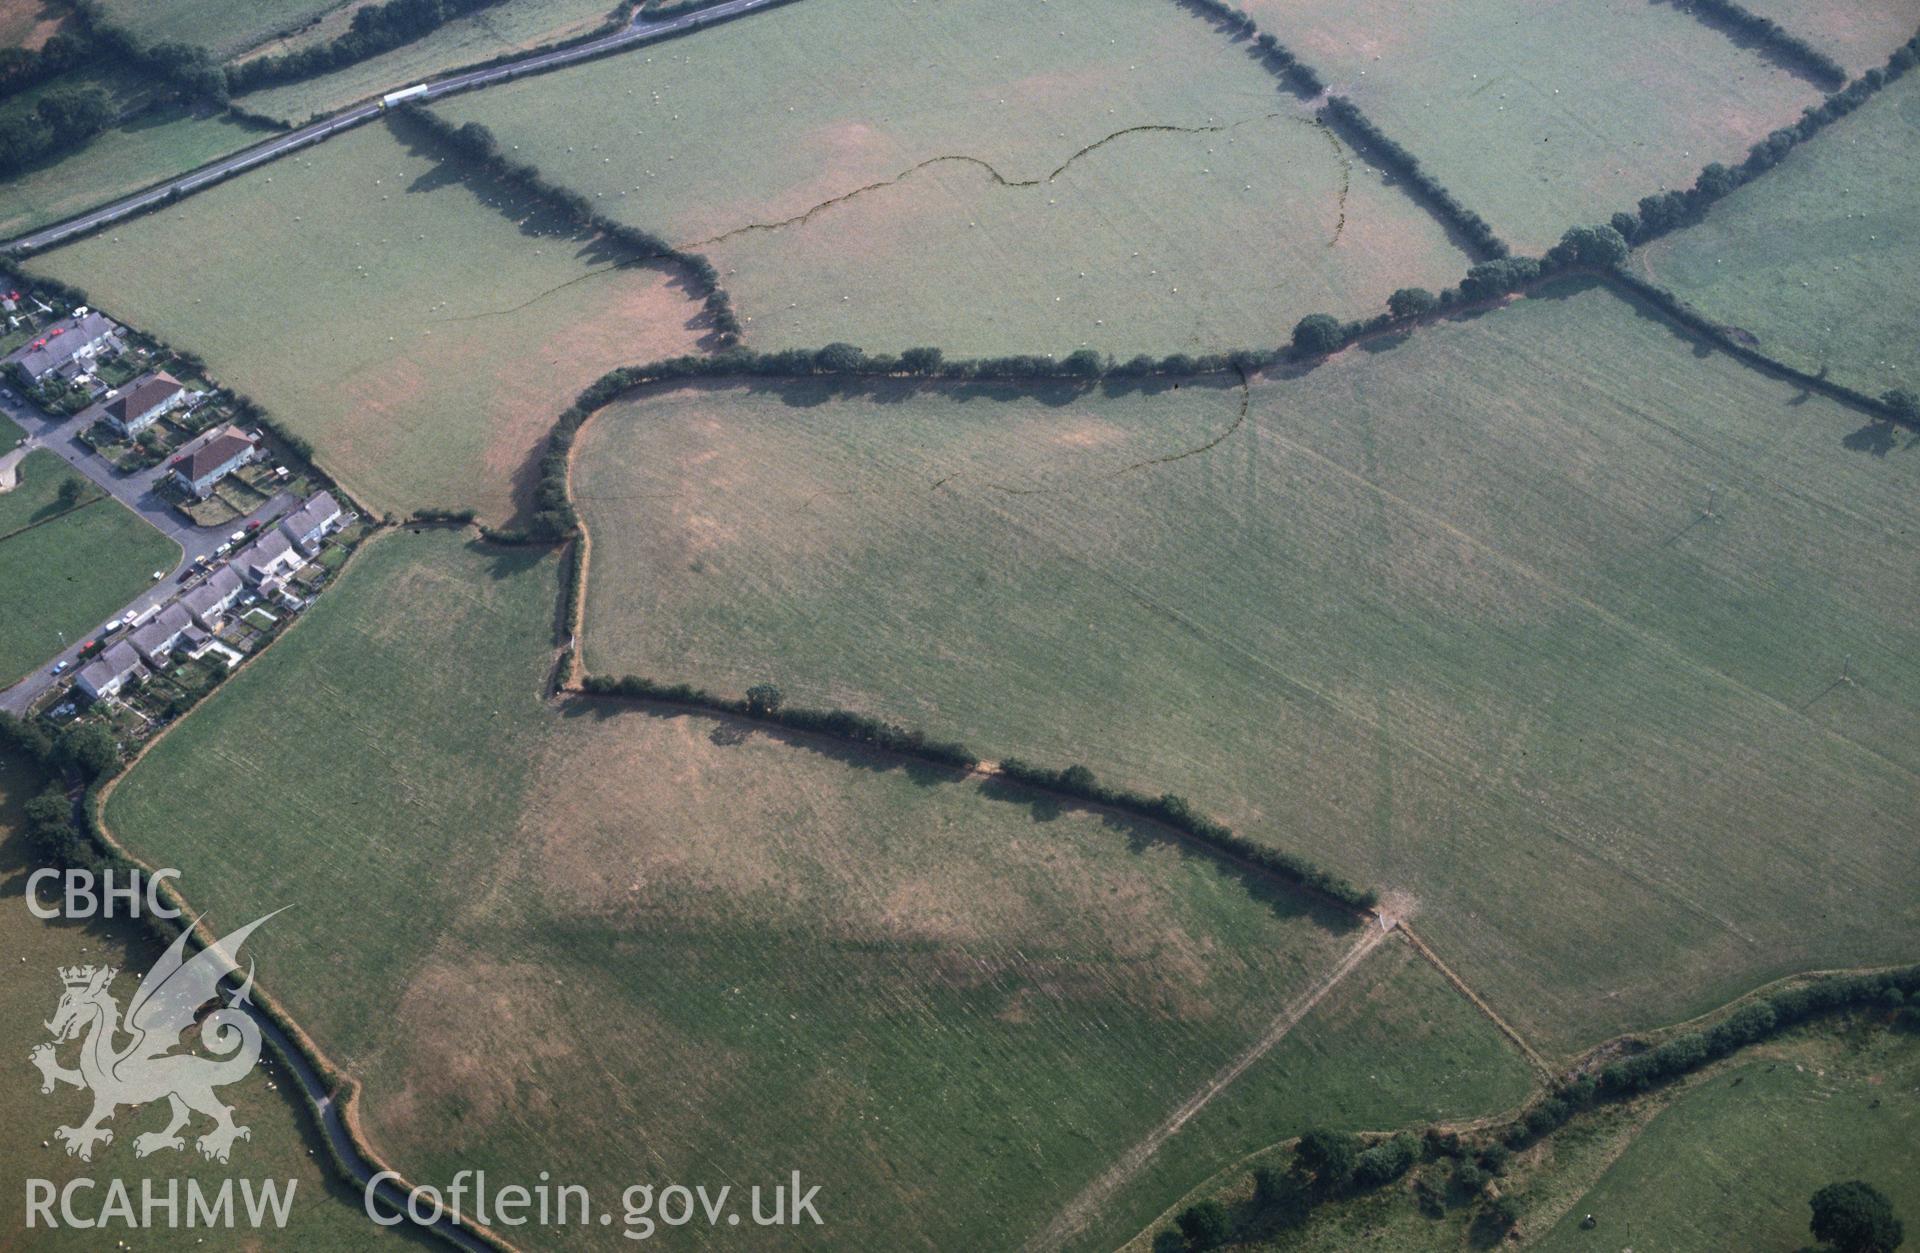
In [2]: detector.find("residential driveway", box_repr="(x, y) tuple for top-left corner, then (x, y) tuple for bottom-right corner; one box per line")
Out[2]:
(0, 391), (295, 714)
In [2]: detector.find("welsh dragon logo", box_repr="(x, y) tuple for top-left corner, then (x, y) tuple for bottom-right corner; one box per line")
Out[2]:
(29, 911), (281, 1163)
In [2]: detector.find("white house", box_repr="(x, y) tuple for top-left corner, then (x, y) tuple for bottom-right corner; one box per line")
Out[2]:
(278, 491), (342, 557)
(104, 372), (186, 438)
(9, 311), (120, 383)
(169, 424), (259, 499)
(75, 641), (146, 701)
(181, 566), (244, 629)
(240, 529), (304, 588)
(128, 603), (199, 668)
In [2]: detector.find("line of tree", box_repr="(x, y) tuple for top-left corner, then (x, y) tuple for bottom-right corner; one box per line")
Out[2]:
(638, 0), (741, 20)
(1495, 965), (1920, 1154)
(69, 3), (231, 104)
(1319, 97), (1510, 261)
(387, 107), (741, 343)
(224, 0), (513, 95)
(1175, 0), (1509, 263)
(490, 341), (1292, 544)
(1614, 28), (1919, 249)
(1287, 222), (1627, 359)
(409, 507), (479, 524)
(0, 82), (117, 178)
(995, 758), (1378, 911)
(579, 673), (980, 768)
(1173, 0), (1323, 95)
(1611, 269), (1920, 427)
(1662, 0), (1847, 89)
(0, 30), (94, 102)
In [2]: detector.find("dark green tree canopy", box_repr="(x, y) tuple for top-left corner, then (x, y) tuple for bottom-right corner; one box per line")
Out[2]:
(1811, 1181), (1904, 1253)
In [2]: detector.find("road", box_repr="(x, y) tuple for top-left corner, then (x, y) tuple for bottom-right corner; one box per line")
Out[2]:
(0, 390), (295, 715)
(3, 0), (795, 254)
(244, 1005), (496, 1252)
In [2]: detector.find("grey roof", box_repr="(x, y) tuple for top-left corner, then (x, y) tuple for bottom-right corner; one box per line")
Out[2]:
(182, 566), (243, 619)
(280, 491), (340, 540)
(129, 603), (193, 658)
(12, 312), (118, 377)
(242, 529), (297, 578)
(77, 640), (143, 692)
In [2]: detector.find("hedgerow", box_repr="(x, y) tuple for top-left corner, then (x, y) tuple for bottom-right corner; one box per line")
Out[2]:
(1615, 26), (1919, 248)
(579, 673), (980, 769)
(387, 106), (741, 342)
(1493, 965), (1920, 1153)
(225, 0), (513, 95)
(1175, 0), (1507, 260)
(1319, 98), (1510, 260)
(996, 758), (1379, 911)
(1662, 0), (1847, 89)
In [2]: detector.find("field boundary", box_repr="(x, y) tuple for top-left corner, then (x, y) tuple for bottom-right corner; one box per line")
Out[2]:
(1025, 918), (1397, 1251)
(1647, 0), (1847, 88)
(84, 525), (517, 1253)
(1398, 924), (1553, 1080)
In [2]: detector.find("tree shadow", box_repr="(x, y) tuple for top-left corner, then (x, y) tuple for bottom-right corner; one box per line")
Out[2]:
(1643, 0), (1843, 89)
(1842, 420), (1899, 457)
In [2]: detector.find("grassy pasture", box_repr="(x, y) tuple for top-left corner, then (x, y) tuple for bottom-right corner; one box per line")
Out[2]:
(1531, 1026), (1920, 1251)
(0, 103), (262, 240)
(1073, 939), (1535, 1252)
(0, 757), (412, 1249)
(1741, 0), (1920, 75)
(1236, 0), (1825, 252)
(30, 121), (702, 524)
(0, 451), (177, 687)
(1116, 1018), (1920, 1251)
(101, 530), (1529, 1248)
(90, 0), (350, 61)
(233, 0), (620, 122)
(571, 281), (1920, 1056)
(1638, 70), (1920, 401)
(438, 0), (1469, 355)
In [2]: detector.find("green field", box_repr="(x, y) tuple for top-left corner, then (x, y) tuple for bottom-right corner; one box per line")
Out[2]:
(1237, 0), (1825, 251)
(100, 530), (1531, 1248)
(0, 103), (262, 240)
(233, 0), (620, 122)
(1533, 1028), (1920, 1251)
(0, 758), (420, 1249)
(440, 0), (1469, 355)
(570, 280), (1920, 1056)
(90, 0), (351, 61)
(1116, 1017), (1919, 1252)
(30, 121), (701, 524)
(0, 452), (178, 687)
(1639, 70), (1920, 401)
(1741, 0), (1920, 75)
(1072, 939), (1534, 1252)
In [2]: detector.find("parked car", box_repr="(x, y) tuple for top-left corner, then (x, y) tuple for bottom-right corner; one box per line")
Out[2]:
(102, 618), (124, 633)
(178, 568), (197, 583)
(245, 519), (263, 532)
(151, 569), (165, 581)
(228, 530), (246, 544)
(50, 703), (76, 719)
(215, 542), (232, 556)
(49, 660), (67, 676)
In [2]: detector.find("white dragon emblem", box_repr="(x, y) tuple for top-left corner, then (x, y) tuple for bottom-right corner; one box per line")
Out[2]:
(28, 912), (281, 1163)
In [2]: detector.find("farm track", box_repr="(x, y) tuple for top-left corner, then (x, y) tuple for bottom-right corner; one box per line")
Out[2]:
(1399, 923), (1553, 1080)
(1024, 919), (1396, 1252)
